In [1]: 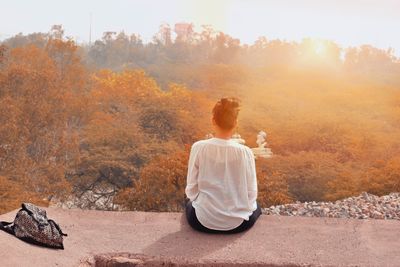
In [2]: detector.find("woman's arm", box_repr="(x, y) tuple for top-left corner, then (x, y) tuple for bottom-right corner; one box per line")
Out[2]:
(245, 147), (258, 209)
(185, 143), (200, 201)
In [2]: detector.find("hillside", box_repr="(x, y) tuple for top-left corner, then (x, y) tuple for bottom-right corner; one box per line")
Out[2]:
(1, 29), (400, 215)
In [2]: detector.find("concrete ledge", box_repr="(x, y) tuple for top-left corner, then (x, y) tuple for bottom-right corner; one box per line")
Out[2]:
(92, 252), (287, 266)
(1, 207), (400, 267)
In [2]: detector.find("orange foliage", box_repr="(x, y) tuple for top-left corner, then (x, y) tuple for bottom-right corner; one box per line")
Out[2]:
(114, 149), (190, 211)
(1, 27), (400, 212)
(0, 176), (48, 214)
(0, 40), (84, 212)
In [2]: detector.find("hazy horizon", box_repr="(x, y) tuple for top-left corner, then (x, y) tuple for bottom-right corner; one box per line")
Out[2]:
(1, 0), (400, 56)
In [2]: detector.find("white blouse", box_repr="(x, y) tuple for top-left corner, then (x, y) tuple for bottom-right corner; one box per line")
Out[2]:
(185, 137), (258, 230)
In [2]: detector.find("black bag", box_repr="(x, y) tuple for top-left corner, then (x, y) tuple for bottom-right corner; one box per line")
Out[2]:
(0, 203), (67, 249)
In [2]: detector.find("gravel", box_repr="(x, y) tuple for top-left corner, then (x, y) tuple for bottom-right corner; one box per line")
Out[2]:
(262, 192), (400, 220)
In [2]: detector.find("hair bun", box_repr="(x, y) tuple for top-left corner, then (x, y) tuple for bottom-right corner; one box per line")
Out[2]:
(212, 97), (241, 131)
(220, 97), (240, 109)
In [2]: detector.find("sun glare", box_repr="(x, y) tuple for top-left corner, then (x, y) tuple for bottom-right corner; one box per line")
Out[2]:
(313, 40), (326, 56)
(314, 42), (325, 55)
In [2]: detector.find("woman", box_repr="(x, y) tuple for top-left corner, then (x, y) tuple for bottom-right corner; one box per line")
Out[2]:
(185, 97), (262, 234)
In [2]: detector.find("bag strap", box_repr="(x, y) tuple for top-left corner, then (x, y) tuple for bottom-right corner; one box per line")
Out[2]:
(0, 221), (15, 235)
(48, 219), (68, 236)
(0, 208), (23, 236)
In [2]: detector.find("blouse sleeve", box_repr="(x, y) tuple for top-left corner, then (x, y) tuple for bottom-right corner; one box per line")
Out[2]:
(245, 147), (258, 207)
(185, 143), (200, 201)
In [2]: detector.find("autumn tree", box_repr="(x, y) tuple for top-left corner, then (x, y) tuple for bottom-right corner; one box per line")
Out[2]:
(0, 39), (86, 212)
(255, 158), (293, 207)
(114, 149), (190, 211)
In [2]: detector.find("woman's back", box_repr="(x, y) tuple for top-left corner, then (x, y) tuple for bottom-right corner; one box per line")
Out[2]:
(185, 137), (258, 231)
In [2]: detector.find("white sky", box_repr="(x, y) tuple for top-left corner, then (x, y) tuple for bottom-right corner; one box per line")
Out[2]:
(1, 0), (399, 55)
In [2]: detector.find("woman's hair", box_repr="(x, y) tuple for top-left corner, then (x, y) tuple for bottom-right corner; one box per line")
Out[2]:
(212, 97), (241, 131)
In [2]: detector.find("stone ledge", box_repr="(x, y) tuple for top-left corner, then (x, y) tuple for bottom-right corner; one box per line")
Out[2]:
(91, 252), (288, 267)
(1, 207), (400, 267)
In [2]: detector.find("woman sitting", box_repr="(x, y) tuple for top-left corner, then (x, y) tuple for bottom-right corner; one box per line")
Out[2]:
(185, 97), (261, 234)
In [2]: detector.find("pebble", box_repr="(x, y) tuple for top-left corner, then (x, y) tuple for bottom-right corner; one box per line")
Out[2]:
(262, 192), (400, 220)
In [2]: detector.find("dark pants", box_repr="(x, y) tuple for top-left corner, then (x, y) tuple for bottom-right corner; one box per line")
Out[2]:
(185, 200), (262, 234)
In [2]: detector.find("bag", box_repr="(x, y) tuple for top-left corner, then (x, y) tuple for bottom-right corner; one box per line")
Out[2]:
(0, 203), (67, 249)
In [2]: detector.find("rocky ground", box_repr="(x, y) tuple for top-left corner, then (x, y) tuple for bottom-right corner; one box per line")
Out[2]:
(262, 192), (400, 220)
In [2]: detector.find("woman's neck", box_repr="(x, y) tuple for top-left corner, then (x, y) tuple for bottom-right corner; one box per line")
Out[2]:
(214, 132), (232, 140)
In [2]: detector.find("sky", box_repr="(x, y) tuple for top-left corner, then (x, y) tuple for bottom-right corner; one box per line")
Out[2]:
(1, 0), (399, 55)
